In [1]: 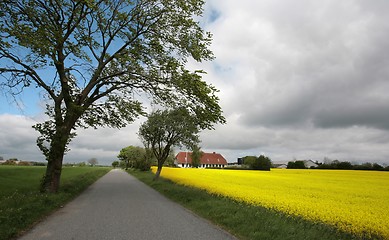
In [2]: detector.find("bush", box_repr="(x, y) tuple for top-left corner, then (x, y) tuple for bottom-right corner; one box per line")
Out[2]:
(3, 159), (17, 165)
(287, 161), (306, 169)
(244, 155), (271, 171)
(32, 162), (46, 166)
(117, 146), (152, 171)
(337, 161), (353, 169)
(133, 157), (152, 171)
(242, 156), (257, 168)
(255, 155), (272, 171)
(18, 161), (32, 166)
(372, 163), (384, 170)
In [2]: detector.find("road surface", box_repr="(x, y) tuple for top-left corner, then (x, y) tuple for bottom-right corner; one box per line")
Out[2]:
(19, 169), (236, 240)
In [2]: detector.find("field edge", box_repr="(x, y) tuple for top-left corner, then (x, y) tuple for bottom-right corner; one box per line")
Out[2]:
(128, 169), (367, 240)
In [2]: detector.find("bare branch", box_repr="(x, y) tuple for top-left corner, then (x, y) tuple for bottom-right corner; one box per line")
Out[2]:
(0, 49), (57, 100)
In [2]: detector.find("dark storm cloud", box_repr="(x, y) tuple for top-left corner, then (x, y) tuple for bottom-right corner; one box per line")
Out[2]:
(219, 0), (389, 131)
(198, 0), (389, 162)
(313, 102), (389, 130)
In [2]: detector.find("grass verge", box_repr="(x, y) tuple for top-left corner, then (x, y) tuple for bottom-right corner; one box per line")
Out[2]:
(0, 166), (110, 240)
(129, 170), (363, 240)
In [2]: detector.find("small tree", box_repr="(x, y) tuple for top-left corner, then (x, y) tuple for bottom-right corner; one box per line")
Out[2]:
(191, 145), (203, 168)
(287, 161), (295, 169)
(88, 158), (98, 166)
(138, 108), (203, 180)
(243, 156), (257, 168)
(112, 161), (119, 168)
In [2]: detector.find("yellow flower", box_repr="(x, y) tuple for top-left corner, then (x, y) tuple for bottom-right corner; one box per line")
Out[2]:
(153, 167), (389, 239)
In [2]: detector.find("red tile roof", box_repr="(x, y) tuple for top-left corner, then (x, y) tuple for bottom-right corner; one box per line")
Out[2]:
(175, 152), (227, 165)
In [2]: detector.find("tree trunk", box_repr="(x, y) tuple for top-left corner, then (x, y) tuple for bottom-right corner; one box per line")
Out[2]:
(153, 162), (163, 181)
(40, 124), (73, 193)
(41, 155), (63, 193)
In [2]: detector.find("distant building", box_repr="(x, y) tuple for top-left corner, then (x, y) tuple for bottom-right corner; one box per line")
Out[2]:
(273, 160), (319, 169)
(303, 160), (319, 168)
(175, 152), (228, 168)
(275, 163), (287, 169)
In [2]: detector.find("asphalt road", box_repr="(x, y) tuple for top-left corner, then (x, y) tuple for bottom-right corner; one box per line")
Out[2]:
(19, 169), (236, 240)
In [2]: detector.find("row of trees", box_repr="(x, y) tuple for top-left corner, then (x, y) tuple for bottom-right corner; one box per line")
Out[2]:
(0, 159), (35, 166)
(316, 160), (389, 171)
(117, 146), (153, 171)
(286, 160), (389, 171)
(287, 161), (307, 169)
(116, 145), (176, 171)
(1, 158), (99, 167)
(63, 158), (99, 167)
(0, 0), (224, 192)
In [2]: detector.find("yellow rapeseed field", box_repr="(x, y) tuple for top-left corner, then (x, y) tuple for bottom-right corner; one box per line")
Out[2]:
(153, 167), (389, 239)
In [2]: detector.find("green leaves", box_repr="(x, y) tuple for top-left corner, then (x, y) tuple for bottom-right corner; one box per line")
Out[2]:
(138, 108), (200, 166)
(80, 95), (145, 129)
(1, 0), (224, 189)
(191, 145), (203, 168)
(1, 0), (223, 132)
(117, 145), (151, 171)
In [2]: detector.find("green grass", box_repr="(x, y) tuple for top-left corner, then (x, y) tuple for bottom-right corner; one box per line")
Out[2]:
(129, 170), (363, 240)
(0, 165), (110, 240)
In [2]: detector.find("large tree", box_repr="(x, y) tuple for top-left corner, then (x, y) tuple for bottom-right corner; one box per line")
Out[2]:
(138, 108), (208, 179)
(0, 0), (224, 192)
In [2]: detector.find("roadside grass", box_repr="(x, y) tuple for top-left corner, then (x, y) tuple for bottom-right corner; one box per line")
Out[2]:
(129, 170), (361, 240)
(0, 165), (110, 240)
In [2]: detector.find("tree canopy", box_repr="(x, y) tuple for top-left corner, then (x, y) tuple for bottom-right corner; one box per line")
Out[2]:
(0, 0), (224, 192)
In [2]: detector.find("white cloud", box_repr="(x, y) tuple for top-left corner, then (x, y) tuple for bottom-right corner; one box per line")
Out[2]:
(0, 114), (145, 165)
(0, 114), (40, 161)
(66, 119), (145, 164)
(2, 0), (389, 165)
(197, 0), (389, 163)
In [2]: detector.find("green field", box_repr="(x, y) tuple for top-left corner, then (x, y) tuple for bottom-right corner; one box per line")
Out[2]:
(0, 165), (110, 240)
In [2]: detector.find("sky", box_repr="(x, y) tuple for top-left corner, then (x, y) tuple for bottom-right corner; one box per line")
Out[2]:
(1, 0), (389, 165)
